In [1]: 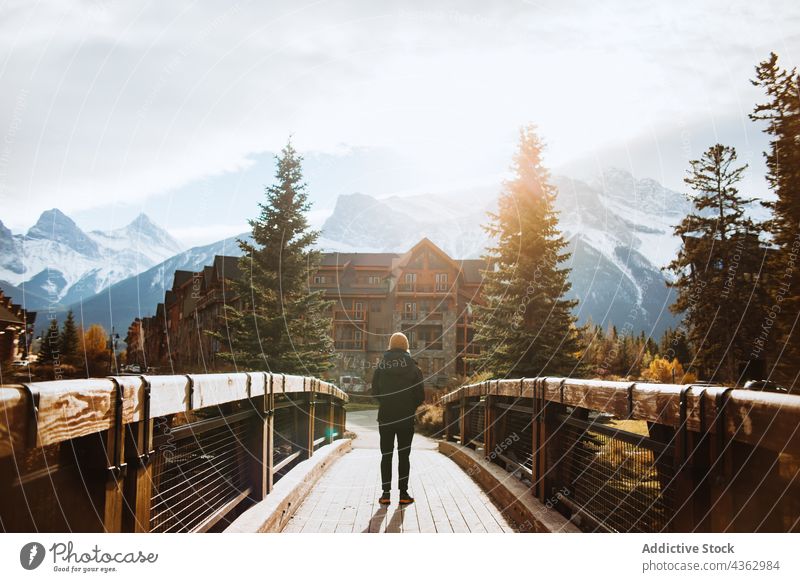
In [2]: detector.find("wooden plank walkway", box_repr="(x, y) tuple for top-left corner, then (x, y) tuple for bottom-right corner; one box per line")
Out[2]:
(281, 410), (514, 533)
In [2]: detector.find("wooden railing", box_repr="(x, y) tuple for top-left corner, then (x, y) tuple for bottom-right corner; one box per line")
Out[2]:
(0, 372), (348, 533)
(441, 378), (800, 533)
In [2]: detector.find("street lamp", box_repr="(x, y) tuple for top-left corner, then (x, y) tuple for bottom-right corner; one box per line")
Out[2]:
(109, 327), (120, 374)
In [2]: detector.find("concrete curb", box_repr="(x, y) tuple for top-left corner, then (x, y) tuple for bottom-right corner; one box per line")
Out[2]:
(225, 438), (352, 533)
(438, 440), (580, 533)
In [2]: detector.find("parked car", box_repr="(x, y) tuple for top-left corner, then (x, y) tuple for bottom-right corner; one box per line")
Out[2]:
(744, 379), (789, 394)
(11, 359), (29, 367)
(339, 375), (367, 394)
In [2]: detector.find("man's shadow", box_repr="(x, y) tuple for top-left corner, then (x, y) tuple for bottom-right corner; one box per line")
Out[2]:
(362, 505), (406, 533)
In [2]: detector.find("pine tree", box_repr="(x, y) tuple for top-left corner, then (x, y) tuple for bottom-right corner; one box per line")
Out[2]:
(39, 318), (61, 365)
(750, 53), (800, 386)
(213, 141), (334, 374)
(473, 125), (580, 377)
(667, 144), (763, 383)
(659, 327), (692, 367)
(60, 310), (79, 366)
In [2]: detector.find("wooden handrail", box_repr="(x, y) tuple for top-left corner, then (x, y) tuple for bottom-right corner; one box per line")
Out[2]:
(441, 378), (800, 456)
(0, 372), (348, 458)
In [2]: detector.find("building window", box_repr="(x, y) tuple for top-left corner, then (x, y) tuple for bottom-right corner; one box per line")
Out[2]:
(354, 302), (364, 318)
(404, 302), (417, 319)
(435, 273), (448, 291)
(313, 275), (326, 284)
(404, 273), (417, 287)
(354, 330), (362, 343)
(432, 358), (444, 374)
(368, 275), (381, 285)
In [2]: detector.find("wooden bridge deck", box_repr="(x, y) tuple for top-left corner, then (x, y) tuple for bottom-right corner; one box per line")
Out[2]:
(281, 410), (514, 533)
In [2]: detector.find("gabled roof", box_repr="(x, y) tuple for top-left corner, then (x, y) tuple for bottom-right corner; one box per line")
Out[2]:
(214, 255), (241, 280)
(172, 270), (193, 290)
(391, 237), (461, 275)
(0, 303), (24, 325)
(319, 252), (398, 268)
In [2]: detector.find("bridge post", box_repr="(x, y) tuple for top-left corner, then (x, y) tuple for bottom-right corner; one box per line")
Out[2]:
(249, 373), (274, 501)
(532, 378), (541, 499)
(294, 379), (314, 460)
(709, 389), (734, 532)
(459, 393), (467, 446)
(327, 394), (335, 444)
(91, 378), (127, 532)
(484, 391), (495, 462)
(443, 400), (452, 442)
(122, 376), (153, 532)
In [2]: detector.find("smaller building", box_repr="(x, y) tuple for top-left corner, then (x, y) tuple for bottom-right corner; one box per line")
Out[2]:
(0, 290), (36, 365)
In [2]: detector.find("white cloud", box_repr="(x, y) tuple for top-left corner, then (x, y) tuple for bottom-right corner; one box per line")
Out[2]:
(0, 0), (797, 231)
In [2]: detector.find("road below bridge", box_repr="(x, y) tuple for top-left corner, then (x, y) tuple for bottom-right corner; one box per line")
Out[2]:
(281, 409), (514, 533)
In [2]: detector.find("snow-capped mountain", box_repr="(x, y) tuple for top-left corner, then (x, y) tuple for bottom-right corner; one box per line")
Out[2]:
(68, 234), (250, 333)
(320, 168), (691, 335)
(0, 209), (183, 309)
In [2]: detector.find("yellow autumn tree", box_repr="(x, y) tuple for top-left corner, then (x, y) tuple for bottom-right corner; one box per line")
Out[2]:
(642, 356), (697, 384)
(82, 324), (108, 377)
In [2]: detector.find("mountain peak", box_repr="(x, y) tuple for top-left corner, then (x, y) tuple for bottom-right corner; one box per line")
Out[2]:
(128, 212), (155, 228)
(121, 212), (183, 254)
(26, 208), (101, 256)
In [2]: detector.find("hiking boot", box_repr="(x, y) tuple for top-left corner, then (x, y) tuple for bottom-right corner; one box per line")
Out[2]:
(399, 491), (415, 505)
(378, 491), (391, 505)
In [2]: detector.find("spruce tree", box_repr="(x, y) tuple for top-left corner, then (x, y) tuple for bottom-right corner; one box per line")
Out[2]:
(40, 318), (61, 365)
(667, 144), (764, 383)
(60, 310), (79, 366)
(473, 125), (580, 378)
(214, 141), (334, 374)
(750, 53), (800, 386)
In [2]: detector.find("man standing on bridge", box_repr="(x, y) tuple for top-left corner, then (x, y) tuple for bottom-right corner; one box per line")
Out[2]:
(371, 332), (425, 506)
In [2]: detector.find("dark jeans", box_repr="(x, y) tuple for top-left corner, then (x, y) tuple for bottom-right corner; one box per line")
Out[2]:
(378, 420), (414, 492)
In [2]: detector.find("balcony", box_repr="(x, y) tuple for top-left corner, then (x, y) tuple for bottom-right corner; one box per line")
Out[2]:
(396, 283), (450, 294)
(333, 310), (366, 322)
(399, 310), (444, 322)
(334, 339), (365, 351)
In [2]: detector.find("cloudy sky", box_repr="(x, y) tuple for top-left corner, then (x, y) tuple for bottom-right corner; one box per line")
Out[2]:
(0, 0), (798, 247)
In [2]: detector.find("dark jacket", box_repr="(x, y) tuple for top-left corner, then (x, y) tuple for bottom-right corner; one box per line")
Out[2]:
(371, 349), (425, 425)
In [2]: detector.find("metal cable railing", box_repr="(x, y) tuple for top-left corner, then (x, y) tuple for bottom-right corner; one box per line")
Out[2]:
(441, 377), (800, 533)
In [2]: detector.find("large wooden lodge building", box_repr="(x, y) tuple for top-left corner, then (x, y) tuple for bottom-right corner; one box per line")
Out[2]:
(127, 238), (486, 387)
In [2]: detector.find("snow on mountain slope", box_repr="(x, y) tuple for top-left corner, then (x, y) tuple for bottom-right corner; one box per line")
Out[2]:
(0, 209), (183, 309)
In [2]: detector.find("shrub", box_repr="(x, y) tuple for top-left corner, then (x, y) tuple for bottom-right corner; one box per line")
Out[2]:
(415, 402), (444, 437)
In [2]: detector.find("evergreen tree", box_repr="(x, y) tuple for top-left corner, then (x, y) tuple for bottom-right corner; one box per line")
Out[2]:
(473, 125), (580, 377)
(39, 318), (61, 365)
(60, 310), (79, 366)
(213, 141), (334, 374)
(667, 144), (763, 383)
(750, 53), (800, 386)
(659, 327), (692, 367)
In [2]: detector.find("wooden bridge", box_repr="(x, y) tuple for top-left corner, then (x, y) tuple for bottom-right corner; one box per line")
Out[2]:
(1, 373), (799, 533)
